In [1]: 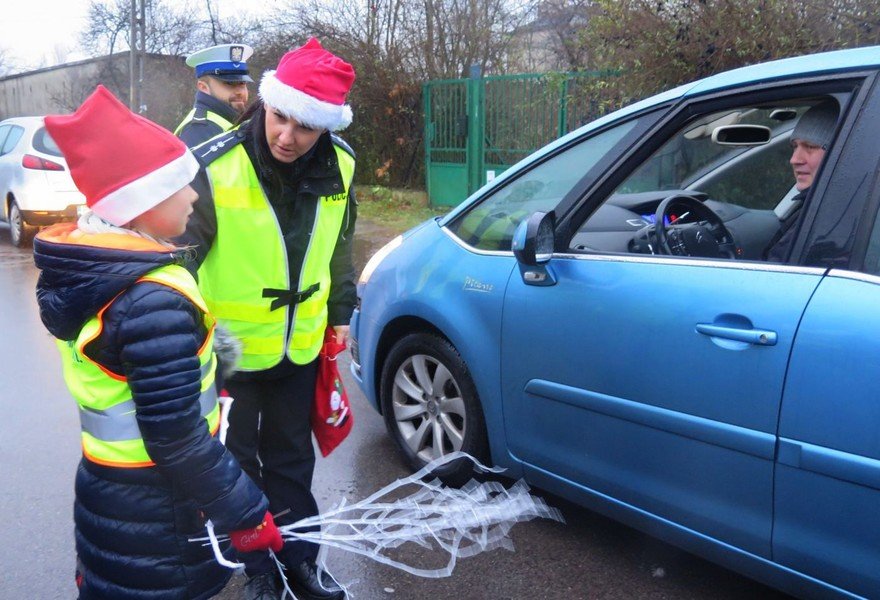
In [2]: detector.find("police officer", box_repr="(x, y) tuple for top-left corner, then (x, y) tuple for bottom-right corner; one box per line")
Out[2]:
(177, 38), (356, 600)
(175, 43), (254, 147)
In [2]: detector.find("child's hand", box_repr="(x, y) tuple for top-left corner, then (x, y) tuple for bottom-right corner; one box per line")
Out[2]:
(229, 512), (283, 553)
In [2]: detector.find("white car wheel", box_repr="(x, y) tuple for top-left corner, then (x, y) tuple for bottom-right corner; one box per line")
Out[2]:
(9, 201), (36, 247)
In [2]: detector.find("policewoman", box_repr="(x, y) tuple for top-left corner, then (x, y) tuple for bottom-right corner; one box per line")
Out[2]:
(178, 38), (357, 600)
(175, 43), (254, 147)
(34, 86), (284, 599)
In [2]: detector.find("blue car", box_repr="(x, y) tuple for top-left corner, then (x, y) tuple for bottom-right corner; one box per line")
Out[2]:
(351, 46), (880, 598)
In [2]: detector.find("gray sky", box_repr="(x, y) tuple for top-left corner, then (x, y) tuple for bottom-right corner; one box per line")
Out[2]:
(1, 0), (274, 72)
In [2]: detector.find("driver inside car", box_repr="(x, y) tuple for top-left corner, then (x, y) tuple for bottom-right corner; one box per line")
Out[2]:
(763, 99), (839, 262)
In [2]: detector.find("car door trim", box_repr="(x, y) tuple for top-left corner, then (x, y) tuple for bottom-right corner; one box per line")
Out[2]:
(525, 379), (777, 460)
(777, 438), (880, 491)
(554, 251), (827, 274)
(443, 224), (831, 275)
(826, 268), (880, 285)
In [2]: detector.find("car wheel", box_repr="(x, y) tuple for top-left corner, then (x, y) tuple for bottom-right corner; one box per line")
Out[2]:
(9, 201), (36, 247)
(380, 332), (489, 485)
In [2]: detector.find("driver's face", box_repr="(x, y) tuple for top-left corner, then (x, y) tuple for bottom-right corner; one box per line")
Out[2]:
(789, 138), (826, 192)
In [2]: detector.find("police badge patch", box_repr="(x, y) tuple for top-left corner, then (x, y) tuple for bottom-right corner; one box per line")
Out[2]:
(230, 45), (244, 64)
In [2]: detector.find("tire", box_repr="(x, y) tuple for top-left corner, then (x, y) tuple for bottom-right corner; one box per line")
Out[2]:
(9, 201), (36, 247)
(380, 332), (489, 485)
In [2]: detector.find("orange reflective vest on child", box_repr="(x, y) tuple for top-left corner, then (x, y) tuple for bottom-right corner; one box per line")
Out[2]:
(57, 264), (221, 467)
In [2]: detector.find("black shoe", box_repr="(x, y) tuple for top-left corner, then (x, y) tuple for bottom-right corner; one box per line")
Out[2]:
(244, 571), (281, 600)
(285, 559), (344, 600)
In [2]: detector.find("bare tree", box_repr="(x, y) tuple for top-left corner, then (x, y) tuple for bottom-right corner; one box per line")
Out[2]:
(282, 0), (535, 78)
(264, 0), (536, 187)
(581, 0), (880, 100)
(527, 0), (597, 71)
(0, 46), (19, 77)
(81, 0), (202, 57)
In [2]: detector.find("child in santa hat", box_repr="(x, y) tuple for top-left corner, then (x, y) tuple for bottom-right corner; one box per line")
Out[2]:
(33, 85), (285, 599)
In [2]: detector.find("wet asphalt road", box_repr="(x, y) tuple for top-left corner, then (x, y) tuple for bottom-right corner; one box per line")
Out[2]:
(0, 221), (791, 600)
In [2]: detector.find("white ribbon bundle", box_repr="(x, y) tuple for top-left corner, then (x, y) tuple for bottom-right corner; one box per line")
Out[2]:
(195, 452), (563, 580)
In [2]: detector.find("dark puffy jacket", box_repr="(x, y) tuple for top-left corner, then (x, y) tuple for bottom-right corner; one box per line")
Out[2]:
(34, 224), (268, 600)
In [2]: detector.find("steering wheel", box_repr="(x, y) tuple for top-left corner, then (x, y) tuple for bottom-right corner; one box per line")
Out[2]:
(653, 194), (739, 259)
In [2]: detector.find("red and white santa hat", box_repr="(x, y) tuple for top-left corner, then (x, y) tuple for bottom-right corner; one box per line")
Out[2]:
(259, 38), (356, 131)
(44, 85), (199, 227)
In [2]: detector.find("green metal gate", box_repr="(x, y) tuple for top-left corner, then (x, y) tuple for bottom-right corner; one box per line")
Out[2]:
(424, 68), (620, 207)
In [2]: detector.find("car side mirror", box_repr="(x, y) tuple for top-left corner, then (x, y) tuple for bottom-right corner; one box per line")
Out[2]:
(512, 211), (557, 286)
(711, 124), (771, 146)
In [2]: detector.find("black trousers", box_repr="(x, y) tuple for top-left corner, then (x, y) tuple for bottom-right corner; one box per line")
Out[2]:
(225, 361), (321, 576)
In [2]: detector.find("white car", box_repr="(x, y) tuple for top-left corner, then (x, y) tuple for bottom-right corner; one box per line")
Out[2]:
(0, 116), (85, 246)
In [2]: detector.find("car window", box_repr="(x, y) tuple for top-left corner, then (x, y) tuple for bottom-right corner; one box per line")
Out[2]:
(446, 118), (641, 251)
(0, 125), (10, 155)
(617, 107), (798, 202)
(1, 126), (24, 155)
(569, 94), (853, 262)
(33, 127), (63, 157)
(685, 133), (796, 210)
(863, 211), (880, 275)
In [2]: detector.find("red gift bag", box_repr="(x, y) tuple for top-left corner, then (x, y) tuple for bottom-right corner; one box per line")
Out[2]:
(311, 327), (353, 456)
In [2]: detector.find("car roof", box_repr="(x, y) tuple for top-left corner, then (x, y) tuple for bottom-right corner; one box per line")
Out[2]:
(545, 46), (880, 157)
(686, 45), (880, 97)
(0, 116), (45, 127)
(441, 46), (880, 224)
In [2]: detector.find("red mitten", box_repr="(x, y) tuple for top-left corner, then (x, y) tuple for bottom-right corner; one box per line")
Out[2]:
(229, 511), (284, 553)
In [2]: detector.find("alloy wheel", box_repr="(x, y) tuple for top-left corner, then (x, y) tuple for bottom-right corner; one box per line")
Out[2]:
(9, 203), (22, 247)
(390, 353), (467, 463)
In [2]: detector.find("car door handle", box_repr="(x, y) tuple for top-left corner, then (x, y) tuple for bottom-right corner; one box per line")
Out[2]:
(695, 323), (777, 346)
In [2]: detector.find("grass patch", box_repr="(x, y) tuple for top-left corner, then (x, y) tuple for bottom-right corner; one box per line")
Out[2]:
(355, 185), (451, 232)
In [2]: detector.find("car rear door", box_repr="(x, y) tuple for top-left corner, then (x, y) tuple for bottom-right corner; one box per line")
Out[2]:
(773, 76), (880, 598)
(775, 272), (880, 597)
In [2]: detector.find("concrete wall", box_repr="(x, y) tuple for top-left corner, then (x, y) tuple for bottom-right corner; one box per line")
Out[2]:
(0, 52), (195, 130)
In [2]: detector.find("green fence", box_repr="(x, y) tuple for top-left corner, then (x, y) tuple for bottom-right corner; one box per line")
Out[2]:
(424, 68), (620, 207)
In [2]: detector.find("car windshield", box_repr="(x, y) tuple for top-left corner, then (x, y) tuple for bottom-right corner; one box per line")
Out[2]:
(33, 127), (63, 157)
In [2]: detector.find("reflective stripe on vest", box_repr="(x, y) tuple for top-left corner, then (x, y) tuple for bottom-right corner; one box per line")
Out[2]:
(57, 264), (220, 468)
(173, 107), (233, 136)
(199, 140), (355, 370)
(78, 356), (217, 442)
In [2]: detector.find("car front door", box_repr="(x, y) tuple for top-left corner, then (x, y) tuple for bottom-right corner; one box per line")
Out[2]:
(501, 255), (821, 557)
(499, 83), (866, 559)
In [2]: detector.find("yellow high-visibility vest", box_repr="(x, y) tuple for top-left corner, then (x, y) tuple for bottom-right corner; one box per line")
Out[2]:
(173, 107), (233, 136)
(58, 264), (220, 468)
(199, 140), (355, 370)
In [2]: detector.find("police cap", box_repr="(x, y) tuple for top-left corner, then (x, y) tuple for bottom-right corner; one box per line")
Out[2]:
(186, 44), (254, 83)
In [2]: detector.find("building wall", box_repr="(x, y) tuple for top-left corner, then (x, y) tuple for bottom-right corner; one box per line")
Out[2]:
(0, 53), (195, 130)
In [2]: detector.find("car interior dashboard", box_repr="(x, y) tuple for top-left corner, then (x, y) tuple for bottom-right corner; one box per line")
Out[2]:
(569, 190), (781, 261)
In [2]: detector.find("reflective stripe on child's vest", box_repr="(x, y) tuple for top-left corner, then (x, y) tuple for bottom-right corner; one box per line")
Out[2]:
(198, 141), (354, 370)
(57, 264), (220, 468)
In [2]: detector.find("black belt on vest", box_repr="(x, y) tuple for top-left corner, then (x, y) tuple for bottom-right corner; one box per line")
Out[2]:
(262, 283), (320, 311)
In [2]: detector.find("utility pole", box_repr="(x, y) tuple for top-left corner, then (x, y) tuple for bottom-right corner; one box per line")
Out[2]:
(129, 0), (146, 113)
